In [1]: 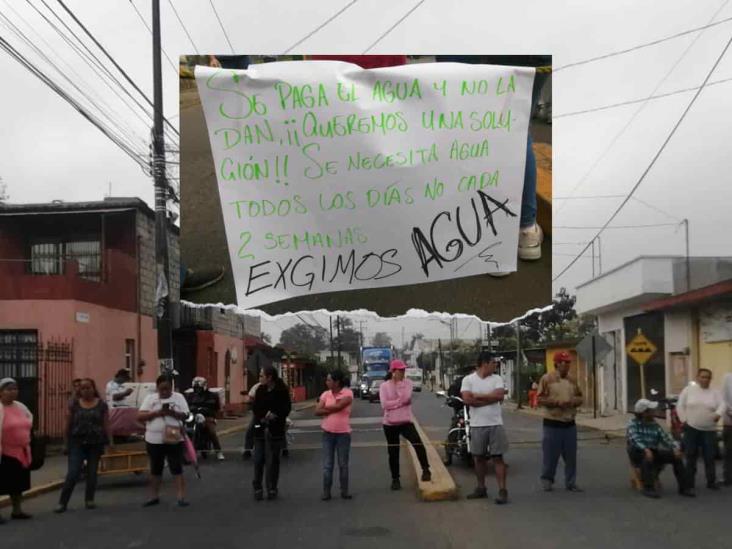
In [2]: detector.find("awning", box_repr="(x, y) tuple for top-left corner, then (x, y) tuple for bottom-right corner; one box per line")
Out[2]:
(644, 279), (732, 312)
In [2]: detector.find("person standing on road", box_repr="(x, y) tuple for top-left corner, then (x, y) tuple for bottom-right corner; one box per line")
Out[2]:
(537, 351), (584, 492)
(0, 378), (34, 523)
(380, 359), (431, 491)
(315, 370), (354, 501)
(241, 370), (265, 460)
(627, 398), (694, 499)
(678, 368), (725, 491)
(461, 353), (510, 505)
(138, 375), (191, 508)
(252, 366), (292, 501)
(722, 373), (732, 486)
(55, 378), (113, 513)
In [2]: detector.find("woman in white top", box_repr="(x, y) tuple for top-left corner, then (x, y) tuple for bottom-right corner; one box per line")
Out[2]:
(677, 368), (725, 491)
(138, 375), (190, 507)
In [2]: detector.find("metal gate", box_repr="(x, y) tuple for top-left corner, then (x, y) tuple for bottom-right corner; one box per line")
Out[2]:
(38, 339), (74, 438)
(0, 331), (73, 438)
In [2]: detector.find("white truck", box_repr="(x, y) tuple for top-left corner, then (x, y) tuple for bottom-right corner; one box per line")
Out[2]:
(405, 368), (423, 391)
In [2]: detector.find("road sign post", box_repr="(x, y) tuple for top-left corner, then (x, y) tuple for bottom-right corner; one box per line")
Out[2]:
(625, 329), (658, 400)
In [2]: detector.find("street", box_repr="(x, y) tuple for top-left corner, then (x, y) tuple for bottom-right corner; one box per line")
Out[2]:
(2, 391), (731, 549)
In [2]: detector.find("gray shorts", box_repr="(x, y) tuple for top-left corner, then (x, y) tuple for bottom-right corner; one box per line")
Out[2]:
(470, 425), (509, 457)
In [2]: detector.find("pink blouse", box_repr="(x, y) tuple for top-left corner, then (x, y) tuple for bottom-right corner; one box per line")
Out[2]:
(379, 379), (414, 425)
(2, 404), (32, 467)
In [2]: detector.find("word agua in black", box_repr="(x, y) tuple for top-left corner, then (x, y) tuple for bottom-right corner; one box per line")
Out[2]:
(410, 190), (517, 277)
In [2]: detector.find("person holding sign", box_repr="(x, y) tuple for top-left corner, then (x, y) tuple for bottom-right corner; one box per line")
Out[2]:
(677, 369), (725, 492)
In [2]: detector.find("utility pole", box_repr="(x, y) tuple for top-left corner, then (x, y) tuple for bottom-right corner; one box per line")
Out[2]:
(152, 0), (172, 376)
(336, 315), (342, 368)
(438, 338), (444, 389)
(683, 218), (690, 292)
(329, 316), (334, 366)
(515, 319), (522, 409)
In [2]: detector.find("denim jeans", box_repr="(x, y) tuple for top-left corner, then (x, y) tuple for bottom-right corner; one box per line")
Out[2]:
(541, 424), (578, 488)
(253, 430), (284, 492)
(59, 442), (104, 506)
(322, 432), (351, 493)
(683, 425), (717, 488)
(521, 134), (538, 228)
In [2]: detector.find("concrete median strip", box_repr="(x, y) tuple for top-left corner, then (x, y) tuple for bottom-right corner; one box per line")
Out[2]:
(407, 416), (459, 502)
(0, 480), (65, 509)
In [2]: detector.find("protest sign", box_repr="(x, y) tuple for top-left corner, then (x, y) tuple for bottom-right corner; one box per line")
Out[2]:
(195, 61), (535, 308)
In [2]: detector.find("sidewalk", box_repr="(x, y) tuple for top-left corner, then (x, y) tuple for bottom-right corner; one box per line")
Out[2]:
(505, 402), (632, 438)
(0, 401), (316, 509)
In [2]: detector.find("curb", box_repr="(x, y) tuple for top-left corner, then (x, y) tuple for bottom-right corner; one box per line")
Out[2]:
(0, 480), (65, 509)
(407, 416), (459, 502)
(506, 403), (628, 440)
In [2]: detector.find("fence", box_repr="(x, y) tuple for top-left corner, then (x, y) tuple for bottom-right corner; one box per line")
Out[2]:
(37, 339), (74, 439)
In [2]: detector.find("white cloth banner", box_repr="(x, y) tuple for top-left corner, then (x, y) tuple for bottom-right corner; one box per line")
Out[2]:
(195, 61), (534, 308)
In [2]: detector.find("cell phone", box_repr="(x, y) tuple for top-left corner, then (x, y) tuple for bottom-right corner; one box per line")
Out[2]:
(162, 403), (170, 411)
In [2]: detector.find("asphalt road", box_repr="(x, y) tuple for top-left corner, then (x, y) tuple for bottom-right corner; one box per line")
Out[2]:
(3, 392), (730, 549)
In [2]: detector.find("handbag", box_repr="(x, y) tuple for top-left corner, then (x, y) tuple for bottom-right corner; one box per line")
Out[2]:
(163, 423), (183, 444)
(30, 433), (48, 471)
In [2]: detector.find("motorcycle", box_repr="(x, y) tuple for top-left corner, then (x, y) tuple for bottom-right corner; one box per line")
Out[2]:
(185, 406), (214, 459)
(650, 389), (682, 441)
(436, 391), (472, 466)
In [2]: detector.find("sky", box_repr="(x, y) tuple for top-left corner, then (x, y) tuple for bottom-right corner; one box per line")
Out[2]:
(2, 0), (731, 338)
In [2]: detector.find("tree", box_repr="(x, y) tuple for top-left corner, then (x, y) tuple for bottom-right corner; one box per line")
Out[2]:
(260, 332), (272, 345)
(409, 332), (425, 350)
(279, 323), (328, 356)
(371, 332), (392, 347)
(335, 317), (361, 353)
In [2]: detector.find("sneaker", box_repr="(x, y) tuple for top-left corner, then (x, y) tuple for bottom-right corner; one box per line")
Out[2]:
(53, 505), (67, 514)
(177, 499), (190, 508)
(421, 470), (432, 482)
(566, 485), (584, 493)
(321, 491), (332, 501)
(267, 489), (278, 500)
(390, 479), (401, 491)
(494, 489), (509, 505)
(341, 492), (353, 500)
(518, 223), (543, 261)
(466, 487), (488, 499)
(254, 490), (264, 501)
(642, 489), (660, 499)
(217, 452), (225, 461)
(142, 498), (160, 507)
(541, 479), (553, 492)
(488, 271), (512, 278)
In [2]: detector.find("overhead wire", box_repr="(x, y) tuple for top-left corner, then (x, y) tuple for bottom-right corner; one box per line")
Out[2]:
(554, 15), (732, 72)
(553, 31), (732, 282)
(362, 0), (426, 54)
(208, 0), (234, 54)
(168, 0), (198, 54)
(553, 0), (730, 216)
(126, 0), (179, 76)
(0, 34), (150, 174)
(283, 0), (360, 54)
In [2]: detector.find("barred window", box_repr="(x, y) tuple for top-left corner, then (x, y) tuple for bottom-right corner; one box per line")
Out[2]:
(30, 239), (101, 281)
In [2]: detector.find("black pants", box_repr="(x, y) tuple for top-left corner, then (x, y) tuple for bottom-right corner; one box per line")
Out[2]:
(253, 431), (284, 492)
(683, 425), (717, 488)
(723, 426), (732, 484)
(59, 442), (104, 506)
(628, 447), (687, 491)
(244, 417), (256, 452)
(146, 443), (184, 476)
(383, 423), (430, 480)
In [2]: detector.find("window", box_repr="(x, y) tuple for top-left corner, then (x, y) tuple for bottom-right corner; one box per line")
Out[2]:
(125, 339), (135, 374)
(30, 239), (101, 281)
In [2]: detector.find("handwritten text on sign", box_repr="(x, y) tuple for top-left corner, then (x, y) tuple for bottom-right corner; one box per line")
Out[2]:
(195, 61), (535, 308)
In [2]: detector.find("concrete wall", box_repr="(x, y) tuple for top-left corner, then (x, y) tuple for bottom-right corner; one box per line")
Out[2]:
(0, 299), (160, 388)
(136, 212), (180, 317)
(193, 331), (246, 409)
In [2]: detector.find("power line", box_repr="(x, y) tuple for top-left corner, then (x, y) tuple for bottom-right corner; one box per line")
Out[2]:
(54, 0), (180, 140)
(555, 223), (680, 230)
(127, 0), (179, 75)
(553, 194), (626, 200)
(208, 0), (234, 54)
(0, 34), (149, 173)
(630, 196), (681, 222)
(284, 0), (360, 54)
(554, 1), (729, 215)
(555, 76), (732, 118)
(554, 15), (732, 72)
(554, 32), (732, 282)
(168, 0), (198, 54)
(362, 0), (426, 54)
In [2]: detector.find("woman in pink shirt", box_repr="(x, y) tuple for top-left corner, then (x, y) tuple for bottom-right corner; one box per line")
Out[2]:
(0, 378), (34, 523)
(379, 360), (431, 490)
(315, 370), (353, 501)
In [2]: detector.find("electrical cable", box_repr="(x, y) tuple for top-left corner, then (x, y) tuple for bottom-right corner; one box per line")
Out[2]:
(362, 0), (426, 54)
(283, 0), (360, 54)
(168, 0), (198, 54)
(208, 0), (234, 54)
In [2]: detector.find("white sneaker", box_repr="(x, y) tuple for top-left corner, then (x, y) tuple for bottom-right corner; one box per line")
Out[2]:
(217, 452), (225, 461)
(518, 223), (543, 261)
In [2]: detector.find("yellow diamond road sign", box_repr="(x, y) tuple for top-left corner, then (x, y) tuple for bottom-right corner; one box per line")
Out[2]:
(626, 329), (658, 366)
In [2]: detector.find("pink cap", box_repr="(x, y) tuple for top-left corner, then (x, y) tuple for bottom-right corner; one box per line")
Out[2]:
(390, 359), (407, 371)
